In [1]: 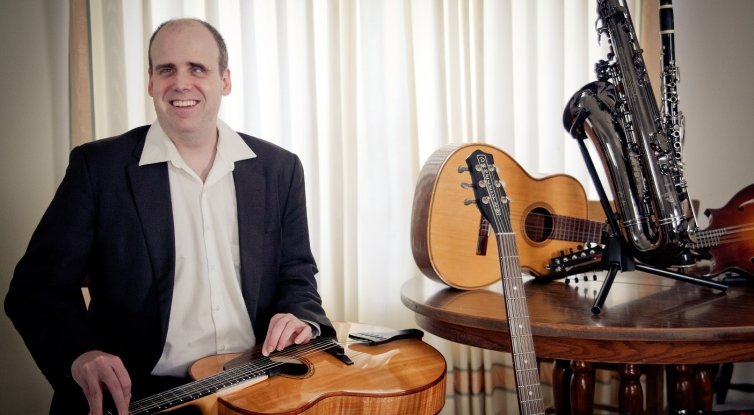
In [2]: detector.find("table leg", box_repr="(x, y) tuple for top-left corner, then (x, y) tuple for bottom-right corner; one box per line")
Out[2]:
(553, 359), (573, 413)
(571, 360), (595, 415)
(644, 365), (664, 415)
(667, 364), (695, 413)
(694, 365), (714, 412)
(618, 364), (644, 415)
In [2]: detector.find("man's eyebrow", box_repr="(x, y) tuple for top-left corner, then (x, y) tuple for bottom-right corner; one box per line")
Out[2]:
(188, 62), (209, 71)
(153, 63), (176, 71)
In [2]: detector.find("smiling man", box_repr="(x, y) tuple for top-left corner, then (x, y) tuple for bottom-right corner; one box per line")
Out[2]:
(5, 18), (334, 415)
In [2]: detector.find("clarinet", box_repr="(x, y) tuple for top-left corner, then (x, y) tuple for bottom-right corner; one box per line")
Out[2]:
(659, 0), (697, 224)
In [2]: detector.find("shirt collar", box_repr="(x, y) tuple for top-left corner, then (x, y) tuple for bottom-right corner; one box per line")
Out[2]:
(139, 119), (256, 167)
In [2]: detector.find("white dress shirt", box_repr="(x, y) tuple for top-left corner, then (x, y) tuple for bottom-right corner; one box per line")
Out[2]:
(139, 120), (256, 377)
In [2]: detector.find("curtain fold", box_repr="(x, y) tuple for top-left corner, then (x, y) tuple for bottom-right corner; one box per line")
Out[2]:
(69, 0), (93, 147)
(75, 0), (658, 413)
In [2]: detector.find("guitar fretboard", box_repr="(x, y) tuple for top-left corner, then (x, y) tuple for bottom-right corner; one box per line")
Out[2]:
(551, 214), (608, 244)
(498, 232), (546, 415)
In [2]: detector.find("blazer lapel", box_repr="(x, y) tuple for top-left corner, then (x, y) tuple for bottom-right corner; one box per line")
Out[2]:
(233, 158), (266, 323)
(127, 154), (175, 339)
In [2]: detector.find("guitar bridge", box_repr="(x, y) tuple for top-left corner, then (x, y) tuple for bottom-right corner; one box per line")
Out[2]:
(325, 342), (354, 366)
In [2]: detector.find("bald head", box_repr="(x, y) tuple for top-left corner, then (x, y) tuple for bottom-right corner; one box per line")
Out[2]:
(148, 18), (228, 74)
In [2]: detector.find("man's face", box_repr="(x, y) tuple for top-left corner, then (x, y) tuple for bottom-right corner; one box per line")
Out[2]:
(148, 21), (231, 142)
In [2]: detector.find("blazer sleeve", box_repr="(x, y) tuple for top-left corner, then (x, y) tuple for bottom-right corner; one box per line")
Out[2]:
(5, 145), (98, 388)
(277, 156), (335, 336)
(244, 150), (336, 340)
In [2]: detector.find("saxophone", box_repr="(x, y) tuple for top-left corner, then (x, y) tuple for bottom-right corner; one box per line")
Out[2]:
(563, 0), (697, 267)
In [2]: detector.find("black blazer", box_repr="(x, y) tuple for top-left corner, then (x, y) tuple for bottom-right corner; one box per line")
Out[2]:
(5, 125), (334, 392)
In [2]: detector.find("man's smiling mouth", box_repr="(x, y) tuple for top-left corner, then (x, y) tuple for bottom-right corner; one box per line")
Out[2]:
(172, 100), (198, 107)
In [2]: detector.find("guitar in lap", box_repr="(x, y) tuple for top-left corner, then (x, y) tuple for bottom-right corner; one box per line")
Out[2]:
(109, 322), (446, 415)
(411, 143), (608, 289)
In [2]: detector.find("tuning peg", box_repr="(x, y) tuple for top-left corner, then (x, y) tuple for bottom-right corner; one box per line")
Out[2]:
(464, 199), (477, 206)
(460, 182), (472, 189)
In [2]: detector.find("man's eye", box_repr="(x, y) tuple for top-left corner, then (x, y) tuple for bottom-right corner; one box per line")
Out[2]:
(191, 66), (206, 74)
(158, 68), (174, 75)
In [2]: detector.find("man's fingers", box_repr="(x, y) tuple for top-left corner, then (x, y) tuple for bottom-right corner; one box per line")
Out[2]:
(82, 378), (105, 415)
(293, 325), (311, 344)
(71, 351), (132, 415)
(262, 314), (285, 356)
(100, 365), (131, 415)
(262, 314), (312, 356)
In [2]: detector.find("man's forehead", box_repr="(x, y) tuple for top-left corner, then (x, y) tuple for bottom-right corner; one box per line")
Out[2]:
(151, 21), (219, 65)
(153, 20), (211, 46)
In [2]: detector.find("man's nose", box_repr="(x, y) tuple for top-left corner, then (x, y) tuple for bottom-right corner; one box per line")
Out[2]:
(173, 69), (193, 91)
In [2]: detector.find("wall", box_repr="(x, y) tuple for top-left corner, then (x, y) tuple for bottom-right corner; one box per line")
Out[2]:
(0, 1), (752, 414)
(675, 0), (754, 223)
(0, 0), (68, 413)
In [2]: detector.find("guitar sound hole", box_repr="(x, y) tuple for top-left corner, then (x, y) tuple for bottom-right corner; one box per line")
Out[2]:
(279, 361), (309, 376)
(269, 356), (311, 378)
(524, 207), (554, 243)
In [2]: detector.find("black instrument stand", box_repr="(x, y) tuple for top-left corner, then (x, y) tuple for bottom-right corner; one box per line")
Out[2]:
(567, 111), (727, 314)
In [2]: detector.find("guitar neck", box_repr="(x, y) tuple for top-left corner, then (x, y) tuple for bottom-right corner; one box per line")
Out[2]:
(497, 232), (546, 415)
(551, 214), (608, 244)
(688, 227), (725, 249)
(126, 358), (272, 414)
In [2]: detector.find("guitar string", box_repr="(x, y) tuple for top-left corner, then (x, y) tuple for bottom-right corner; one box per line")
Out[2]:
(128, 337), (353, 413)
(694, 223), (754, 245)
(496, 211), (608, 242)
(501, 210), (754, 247)
(498, 232), (547, 414)
(128, 337), (395, 414)
(128, 340), (334, 412)
(129, 337), (354, 412)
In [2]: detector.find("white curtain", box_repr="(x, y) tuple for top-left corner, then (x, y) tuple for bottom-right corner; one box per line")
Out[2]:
(88, 0), (641, 413)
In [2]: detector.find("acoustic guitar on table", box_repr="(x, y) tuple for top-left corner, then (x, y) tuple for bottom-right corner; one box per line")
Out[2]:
(464, 149), (546, 414)
(108, 322), (446, 415)
(412, 143), (608, 289)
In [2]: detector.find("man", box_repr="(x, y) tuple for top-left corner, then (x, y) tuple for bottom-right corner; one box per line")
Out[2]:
(5, 18), (334, 415)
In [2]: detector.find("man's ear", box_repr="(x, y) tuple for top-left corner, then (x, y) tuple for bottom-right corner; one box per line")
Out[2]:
(147, 70), (154, 97)
(222, 68), (232, 96)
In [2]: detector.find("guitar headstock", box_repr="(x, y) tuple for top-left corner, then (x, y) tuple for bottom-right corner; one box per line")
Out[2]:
(465, 149), (512, 235)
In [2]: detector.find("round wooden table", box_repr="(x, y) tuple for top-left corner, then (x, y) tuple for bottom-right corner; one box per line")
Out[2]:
(401, 271), (754, 414)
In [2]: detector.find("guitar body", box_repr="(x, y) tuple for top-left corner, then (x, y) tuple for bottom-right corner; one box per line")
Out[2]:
(701, 183), (754, 277)
(412, 143), (591, 288)
(163, 322), (447, 415)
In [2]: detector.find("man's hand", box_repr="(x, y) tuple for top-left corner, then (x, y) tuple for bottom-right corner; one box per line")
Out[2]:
(71, 350), (132, 415)
(261, 313), (312, 356)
